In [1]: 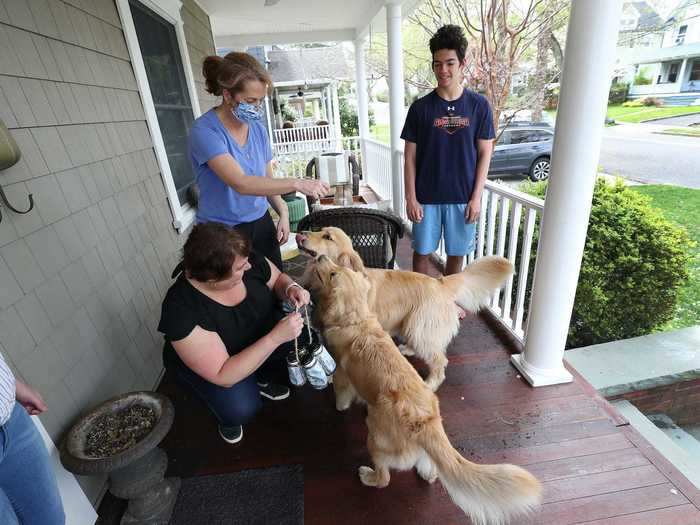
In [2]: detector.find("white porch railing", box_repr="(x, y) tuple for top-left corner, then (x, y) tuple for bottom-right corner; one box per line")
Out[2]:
(273, 125), (339, 144)
(360, 137), (544, 344)
(364, 138), (399, 214)
(273, 136), (361, 179)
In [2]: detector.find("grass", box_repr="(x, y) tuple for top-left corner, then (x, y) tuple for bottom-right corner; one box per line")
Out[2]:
(606, 104), (700, 123)
(370, 123), (390, 144)
(630, 185), (700, 331)
(657, 127), (700, 137)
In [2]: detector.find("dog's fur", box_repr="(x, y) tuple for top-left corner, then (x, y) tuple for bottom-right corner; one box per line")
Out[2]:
(298, 227), (514, 390)
(312, 255), (541, 525)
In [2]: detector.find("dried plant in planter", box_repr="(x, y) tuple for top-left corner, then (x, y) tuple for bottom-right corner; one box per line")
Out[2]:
(85, 405), (156, 458)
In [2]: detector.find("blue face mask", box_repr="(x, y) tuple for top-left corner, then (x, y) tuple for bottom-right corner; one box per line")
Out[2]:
(233, 102), (263, 123)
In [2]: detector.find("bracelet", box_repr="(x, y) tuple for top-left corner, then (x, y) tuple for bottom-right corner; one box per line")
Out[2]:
(284, 281), (303, 297)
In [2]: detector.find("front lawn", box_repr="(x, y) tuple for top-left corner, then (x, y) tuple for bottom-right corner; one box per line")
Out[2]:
(630, 185), (700, 330)
(607, 104), (700, 123)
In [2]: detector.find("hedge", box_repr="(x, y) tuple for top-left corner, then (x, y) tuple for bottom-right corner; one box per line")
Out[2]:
(517, 179), (692, 348)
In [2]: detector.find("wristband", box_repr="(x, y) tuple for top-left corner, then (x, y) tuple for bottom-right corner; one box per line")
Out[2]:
(284, 281), (303, 297)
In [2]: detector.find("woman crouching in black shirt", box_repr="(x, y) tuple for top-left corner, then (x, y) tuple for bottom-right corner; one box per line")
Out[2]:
(158, 222), (309, 444)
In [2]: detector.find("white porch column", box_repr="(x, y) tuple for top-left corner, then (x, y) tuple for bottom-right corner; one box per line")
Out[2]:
(354, 37), (371, 179)
(331, 83), (342, 141)
(511, 0), (623, 387)
(320, 91), (328, 121)
(678, 57), (690, 90)
(386, 1), (405, 214)
(325, 88), (333, 122)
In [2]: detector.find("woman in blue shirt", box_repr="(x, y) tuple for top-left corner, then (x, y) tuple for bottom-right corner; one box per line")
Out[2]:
(190, 52), (329, 269)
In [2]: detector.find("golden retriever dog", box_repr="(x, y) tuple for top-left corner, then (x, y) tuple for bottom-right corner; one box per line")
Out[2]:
(311, 255), (541, 525)
(297, 227), (513, 391)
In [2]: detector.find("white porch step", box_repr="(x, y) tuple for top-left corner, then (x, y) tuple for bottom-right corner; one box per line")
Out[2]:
(647, 414), (700, 459)
(612, 400), (700, 489)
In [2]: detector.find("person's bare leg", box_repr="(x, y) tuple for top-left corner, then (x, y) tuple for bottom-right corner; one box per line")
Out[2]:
(445, 255), (467, 319)
(444, 255), (464, 275)
(412, 252), (431, 275)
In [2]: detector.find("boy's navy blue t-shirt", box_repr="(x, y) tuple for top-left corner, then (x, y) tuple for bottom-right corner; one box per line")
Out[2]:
(401, 89), (495, 204)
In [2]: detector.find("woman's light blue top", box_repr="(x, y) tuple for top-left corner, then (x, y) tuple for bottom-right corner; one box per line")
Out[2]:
(189, 109), (273, 226)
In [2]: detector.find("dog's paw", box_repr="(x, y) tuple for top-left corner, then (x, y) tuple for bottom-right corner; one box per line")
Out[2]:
(416, 465), (438, 484)
(358, 466), (377, 487)
(335, 399), (352, 412)
(425, 377), (441, 392)
(398, 344), (415, 357)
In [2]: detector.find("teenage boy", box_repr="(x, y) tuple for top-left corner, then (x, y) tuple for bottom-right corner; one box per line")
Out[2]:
(402, 24), (495, 287)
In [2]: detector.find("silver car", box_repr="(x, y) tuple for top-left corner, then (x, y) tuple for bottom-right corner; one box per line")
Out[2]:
(489, 126), (553, 181)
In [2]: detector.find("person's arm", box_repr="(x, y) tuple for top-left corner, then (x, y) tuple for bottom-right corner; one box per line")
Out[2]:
(15, 378), (47, 415)
(172, 314), (303, 388)
(403, 141), (423, 222)
(466, 138), (494, 223)
(265, 257), (311, 307)
(265, 162), (291, 244)
(207, 154), (328, 199)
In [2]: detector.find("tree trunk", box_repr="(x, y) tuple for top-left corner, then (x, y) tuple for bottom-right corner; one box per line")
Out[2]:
(531, 2), (554, 122)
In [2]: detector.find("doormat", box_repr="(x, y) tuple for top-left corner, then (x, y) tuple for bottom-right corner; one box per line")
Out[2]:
(169, 464), (303, 525)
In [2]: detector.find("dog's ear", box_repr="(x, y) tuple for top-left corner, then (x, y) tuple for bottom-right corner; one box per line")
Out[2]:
(337, 251), (365, 273)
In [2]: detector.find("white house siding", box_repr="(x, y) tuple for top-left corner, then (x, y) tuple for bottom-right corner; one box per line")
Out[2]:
(0, 0), (213, 505)
(181, 0), (217, 114)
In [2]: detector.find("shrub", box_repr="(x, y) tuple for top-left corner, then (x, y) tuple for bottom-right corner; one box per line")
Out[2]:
(634, 67), (652, 85)
(608, 82), (629, 105)
(338, 83), (376, 137)
(640, 96), (664, 107)
(517, 179), (692, 348)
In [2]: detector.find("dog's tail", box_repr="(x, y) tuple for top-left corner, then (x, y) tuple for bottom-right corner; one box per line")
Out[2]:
(419, 422), (541, 525)
(441, 256), (514, 312)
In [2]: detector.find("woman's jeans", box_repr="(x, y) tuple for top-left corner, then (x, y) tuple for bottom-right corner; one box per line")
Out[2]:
(0, 404), (65, 525)
(171, 342), (291, 428)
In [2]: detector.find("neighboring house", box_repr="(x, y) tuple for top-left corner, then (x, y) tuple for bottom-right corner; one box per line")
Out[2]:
(264, 45), (353, 142)
(0, 0), (215, 506)
(614, 1), (665, 84)
(623, 0), (700, 100)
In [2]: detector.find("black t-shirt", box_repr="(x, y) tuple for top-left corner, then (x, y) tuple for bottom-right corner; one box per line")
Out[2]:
(158, 250), (284, 369)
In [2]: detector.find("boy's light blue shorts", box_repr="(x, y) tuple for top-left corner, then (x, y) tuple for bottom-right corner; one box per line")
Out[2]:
(412, 203), (476, 256)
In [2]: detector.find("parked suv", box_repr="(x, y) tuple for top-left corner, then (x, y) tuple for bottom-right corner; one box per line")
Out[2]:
(489, 125), (553, 181)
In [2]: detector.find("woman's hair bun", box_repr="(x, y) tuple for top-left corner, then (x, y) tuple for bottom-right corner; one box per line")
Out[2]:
(202, 55), (225, 96)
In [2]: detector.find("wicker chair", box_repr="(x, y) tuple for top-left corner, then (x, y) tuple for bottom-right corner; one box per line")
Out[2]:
(297, 208), (404, 269)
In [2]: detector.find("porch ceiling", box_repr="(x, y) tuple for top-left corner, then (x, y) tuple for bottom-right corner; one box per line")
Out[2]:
(198, 0), (422, 46)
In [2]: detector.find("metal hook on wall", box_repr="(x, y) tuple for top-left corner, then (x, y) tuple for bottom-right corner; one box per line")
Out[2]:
(0, 118), (34, 223)
(0, 185), (34, 223)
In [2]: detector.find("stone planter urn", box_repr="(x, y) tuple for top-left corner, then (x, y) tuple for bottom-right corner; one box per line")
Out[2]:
(60, 391), (180, 525)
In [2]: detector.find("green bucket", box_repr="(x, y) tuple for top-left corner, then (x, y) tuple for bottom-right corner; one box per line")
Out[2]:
(286, 196), (306, 232)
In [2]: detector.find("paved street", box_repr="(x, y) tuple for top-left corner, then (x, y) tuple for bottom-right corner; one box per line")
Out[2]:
(598, 123), (700, 188)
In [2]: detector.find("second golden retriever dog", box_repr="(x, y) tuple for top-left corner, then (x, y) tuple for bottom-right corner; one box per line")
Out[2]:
(312, 255), (541, 525)
(297, 227), (513, 390)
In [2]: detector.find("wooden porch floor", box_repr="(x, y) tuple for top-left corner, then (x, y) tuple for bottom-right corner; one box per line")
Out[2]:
(98, 237), (700, 524)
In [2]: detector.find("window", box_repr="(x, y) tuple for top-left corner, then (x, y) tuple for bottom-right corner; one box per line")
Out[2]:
(668, 62), (680, 83)
(690, 60), (700, 81)
(675, 25), (687, 45)
(535, 130), (553, 142)
(496, 131), (510, 145)
(509, 130), (538, 145)
(129, 1), (195, 207)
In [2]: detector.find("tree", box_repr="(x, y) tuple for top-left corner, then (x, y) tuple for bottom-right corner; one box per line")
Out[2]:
(338, 81), (375, 137)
